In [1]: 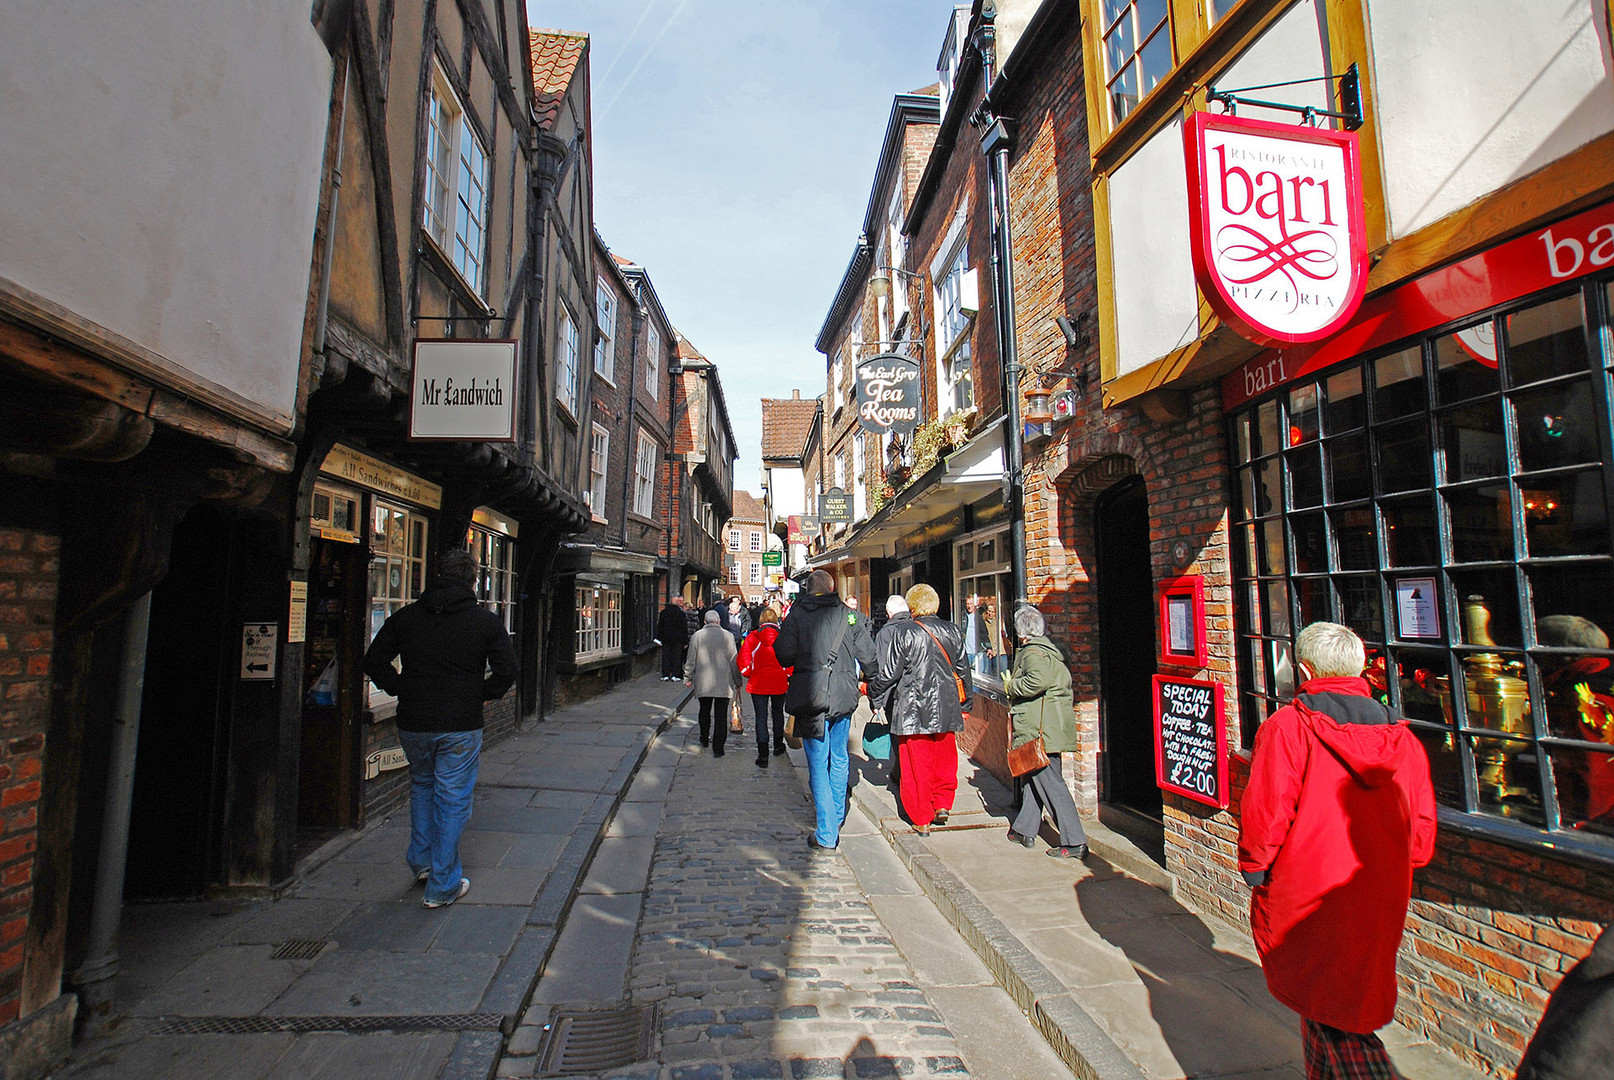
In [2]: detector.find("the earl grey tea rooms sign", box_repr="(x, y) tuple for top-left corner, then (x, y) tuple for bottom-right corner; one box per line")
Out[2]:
(410, 338), (518, 441)
(855, 354), (921, 438)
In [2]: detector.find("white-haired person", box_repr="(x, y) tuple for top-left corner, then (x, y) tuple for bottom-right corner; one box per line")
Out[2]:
(684, 609), (742, 756)
(865, 583), (970, 835)
(1002, 604), (1087, 858)
(1238, 621), (1437, 1080)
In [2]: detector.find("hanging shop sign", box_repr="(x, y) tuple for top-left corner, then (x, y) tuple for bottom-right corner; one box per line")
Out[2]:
(409, 338), (518, 441)
(855, 353), (922, 438)
(1185, 112), (1368, 347)
(788, 515), (821, 542)
(762, 550), (783, 567)
(819, 487), (852, 523)
(1153, 675), (1228, 809)
(1222, 197), (1614, 410)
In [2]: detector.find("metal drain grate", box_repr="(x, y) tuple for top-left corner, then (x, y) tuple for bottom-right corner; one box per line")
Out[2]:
(537, 1005), (657, 1076)
(152, 1014), (505, 1035)
(270, 939), (330, 960)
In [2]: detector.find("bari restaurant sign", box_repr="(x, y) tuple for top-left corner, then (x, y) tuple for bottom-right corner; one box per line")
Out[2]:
(1185, 112), (1368, 346)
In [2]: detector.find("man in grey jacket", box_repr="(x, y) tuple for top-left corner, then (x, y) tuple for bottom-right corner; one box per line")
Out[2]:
(775, 571), (877, 850)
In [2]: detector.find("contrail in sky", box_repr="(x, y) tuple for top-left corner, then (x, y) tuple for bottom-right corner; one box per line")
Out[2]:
(600, 0), (692, 118)
(597, 0), (662, 88)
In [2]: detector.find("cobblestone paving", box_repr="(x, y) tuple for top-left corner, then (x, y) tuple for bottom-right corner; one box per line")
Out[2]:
(508, 723), (974, 1080)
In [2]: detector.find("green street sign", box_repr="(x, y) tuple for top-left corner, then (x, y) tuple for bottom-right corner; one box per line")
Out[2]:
(762, 551), (783, 567)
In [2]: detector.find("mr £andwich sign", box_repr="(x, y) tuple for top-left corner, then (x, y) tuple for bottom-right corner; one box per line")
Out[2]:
(410, 338), (518, 441)
(1184, 112), (1368, 346)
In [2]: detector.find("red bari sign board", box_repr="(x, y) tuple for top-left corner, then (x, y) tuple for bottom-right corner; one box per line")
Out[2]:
(1223, 197), (1614, 411)
(1153, 675), (1229, 809)
(1185, 112), (1370, 347)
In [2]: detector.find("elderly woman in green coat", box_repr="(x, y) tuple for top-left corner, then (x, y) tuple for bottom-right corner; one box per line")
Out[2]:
(1003, 604), (1088, 859)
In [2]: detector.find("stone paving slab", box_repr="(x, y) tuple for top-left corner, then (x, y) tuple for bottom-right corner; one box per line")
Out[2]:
(845, 735), (1490, 1080)
(53, 676), (690, 1080)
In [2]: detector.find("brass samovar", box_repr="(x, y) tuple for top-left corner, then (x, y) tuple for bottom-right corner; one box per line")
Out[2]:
(1430, 596), (1533, 806)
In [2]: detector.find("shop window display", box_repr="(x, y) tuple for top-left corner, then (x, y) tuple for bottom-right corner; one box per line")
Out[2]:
(954, 526), (1012, 683)
(367, 500), (428, 708)
(1230, 278), (1614, 848)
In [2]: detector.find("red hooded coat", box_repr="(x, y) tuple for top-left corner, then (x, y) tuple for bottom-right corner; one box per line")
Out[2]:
(738, 624), (791, 695)
(1238, 676), (1438, 1033)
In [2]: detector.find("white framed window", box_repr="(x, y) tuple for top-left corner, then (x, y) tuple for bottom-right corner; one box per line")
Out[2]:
(749, 562), (763, 585)
(594, 279), (615, 382)
(557, 306), (579, 416)
(936, 240), (975, 416)
(729, 559), (742, 584)
(703, 502), (715, 537)
(749, 531), (762, 553)
(936, 6), (970, 117)
(588, 424), (609, 521)
(423, 73), (489, 295)
(836, 452), (847, 491)
(831, 347), (844, 411)
(633, 431), (656, 518)
(467, 523), (517, 636)
(728, 528), (741, 551)
(854, 435), (867, 520)
(886, 187), (908, 323)
(575, 582), (622, 661)
(953, 524), (1012, 687)
(645, 323), (661, 401)
(367, 499), (429, 708)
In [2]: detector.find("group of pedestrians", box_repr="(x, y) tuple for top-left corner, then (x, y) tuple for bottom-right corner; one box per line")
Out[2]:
(359, 545), (1603, 1080)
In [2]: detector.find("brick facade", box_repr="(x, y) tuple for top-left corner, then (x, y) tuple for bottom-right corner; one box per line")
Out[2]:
(1004, 10), (1604, 1075)
(0, 528), (56, 1026)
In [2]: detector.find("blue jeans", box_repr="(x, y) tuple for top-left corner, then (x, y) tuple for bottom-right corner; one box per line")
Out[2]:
(398, 728), (481, 903)
(803, 714), (851, 847)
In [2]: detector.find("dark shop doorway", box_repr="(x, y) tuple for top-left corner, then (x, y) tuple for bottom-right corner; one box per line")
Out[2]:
(1094, 476), (1163, 828)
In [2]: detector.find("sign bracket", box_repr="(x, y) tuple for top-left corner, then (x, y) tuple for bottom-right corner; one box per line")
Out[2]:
(1207, 63), (1363, 130)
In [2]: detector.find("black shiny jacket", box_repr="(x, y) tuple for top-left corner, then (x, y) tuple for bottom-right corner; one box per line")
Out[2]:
(866, 613), (971, 736)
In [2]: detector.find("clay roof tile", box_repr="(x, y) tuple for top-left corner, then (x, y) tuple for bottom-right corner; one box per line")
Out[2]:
(529, 29), (587, 131)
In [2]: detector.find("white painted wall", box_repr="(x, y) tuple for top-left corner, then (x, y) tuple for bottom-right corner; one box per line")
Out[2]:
(1370, 0), (1614, 238)
(769, 468), (807, 518)
(1110, 119), (1199, 377)
(1109, 0), (1330, 377)
(0, 3), (332, 430)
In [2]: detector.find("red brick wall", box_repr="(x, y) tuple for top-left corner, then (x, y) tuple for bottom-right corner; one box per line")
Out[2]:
(0, 528), (56, 1025)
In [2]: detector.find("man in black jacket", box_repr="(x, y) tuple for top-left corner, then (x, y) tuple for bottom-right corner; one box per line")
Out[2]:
(775, 570), (877, 850)
(364, 549), (517, 908)
(657, 597), (690, 681)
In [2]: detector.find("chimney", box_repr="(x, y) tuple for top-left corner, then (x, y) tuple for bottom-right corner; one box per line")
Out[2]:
(792, 389), (801, 399)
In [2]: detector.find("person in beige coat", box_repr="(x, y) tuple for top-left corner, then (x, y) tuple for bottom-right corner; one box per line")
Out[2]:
(685, 609), (742, 756)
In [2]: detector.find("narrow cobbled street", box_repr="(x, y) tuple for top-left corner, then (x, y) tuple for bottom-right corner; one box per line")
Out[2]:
(498, 703), (1067, 1080)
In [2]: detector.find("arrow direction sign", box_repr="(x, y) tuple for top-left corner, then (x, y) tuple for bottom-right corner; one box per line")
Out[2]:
(241, 623), (278, 681)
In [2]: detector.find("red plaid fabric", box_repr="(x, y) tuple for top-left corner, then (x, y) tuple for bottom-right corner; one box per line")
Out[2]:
(1302, 1019), (1400, 1080)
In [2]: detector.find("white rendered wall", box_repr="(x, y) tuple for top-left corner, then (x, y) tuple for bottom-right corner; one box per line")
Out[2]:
(1109, 0), (1330, 377)
(0, 3), (332, 430)
(769, 468), (807, 519)
(1369, 0), (1614, 238)
(1110, 120), (1199, 377)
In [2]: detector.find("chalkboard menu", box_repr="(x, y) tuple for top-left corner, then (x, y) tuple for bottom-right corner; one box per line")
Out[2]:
(1152, 675), (1228, 809)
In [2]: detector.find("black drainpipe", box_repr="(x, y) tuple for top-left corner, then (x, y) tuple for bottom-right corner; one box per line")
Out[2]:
(973, 8), (1028, 611)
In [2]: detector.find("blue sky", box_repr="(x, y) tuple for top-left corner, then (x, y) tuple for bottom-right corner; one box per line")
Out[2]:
(527, 0), (957, 495)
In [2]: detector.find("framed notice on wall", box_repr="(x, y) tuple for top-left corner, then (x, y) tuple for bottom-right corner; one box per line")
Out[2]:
(1157, 575), (1207, 667)
(1153, 675), (1228, 809)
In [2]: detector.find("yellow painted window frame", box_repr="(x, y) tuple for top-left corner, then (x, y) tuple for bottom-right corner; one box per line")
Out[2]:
(1088, 0), (1614, 405)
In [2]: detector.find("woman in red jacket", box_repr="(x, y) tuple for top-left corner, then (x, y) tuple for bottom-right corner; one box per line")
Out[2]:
(1239, 621), (1437, 1079)
(738, 606), (792, 768)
